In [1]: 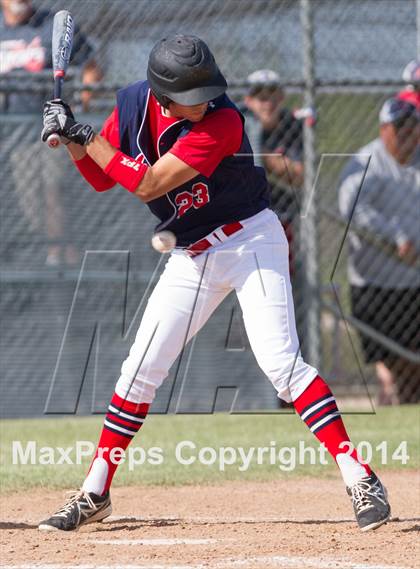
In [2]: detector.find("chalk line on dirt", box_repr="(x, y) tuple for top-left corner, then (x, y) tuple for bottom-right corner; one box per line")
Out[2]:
(104, 514), (357, 524)
(88, 538), (220, 545)
(0, 556), (409, 569)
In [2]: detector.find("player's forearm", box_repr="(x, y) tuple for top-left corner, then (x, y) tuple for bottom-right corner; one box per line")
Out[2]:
(67, 139), (115, 192)
(133, 153), (200, 202)
(73, 154), (116, 192)
(86, 133), (118, 168)
(85, 135), (155, 200)
(86, 136), (151, 198)
(80, 134), (146, 194)
(85, 137), (199, 202)
(66, 141), (87, 161)
(134, 169), (176, 203)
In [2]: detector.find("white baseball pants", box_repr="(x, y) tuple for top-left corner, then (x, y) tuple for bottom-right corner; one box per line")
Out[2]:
(115, 208), (318, 404)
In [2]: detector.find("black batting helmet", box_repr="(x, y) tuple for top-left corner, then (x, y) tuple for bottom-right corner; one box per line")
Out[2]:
(147, 34), (227, 108)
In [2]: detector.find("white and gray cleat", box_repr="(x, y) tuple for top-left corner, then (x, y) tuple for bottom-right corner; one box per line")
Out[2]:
(39, 489), (112, 531)
(347, 472), (391, 531)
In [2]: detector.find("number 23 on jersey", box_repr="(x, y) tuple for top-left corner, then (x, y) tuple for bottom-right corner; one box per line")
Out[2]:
(175, 182), (210, 218)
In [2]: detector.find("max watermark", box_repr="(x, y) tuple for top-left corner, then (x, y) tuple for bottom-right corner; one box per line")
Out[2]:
(11, 439), (410, 472)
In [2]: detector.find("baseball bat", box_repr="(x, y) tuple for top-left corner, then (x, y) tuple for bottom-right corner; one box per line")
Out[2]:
(47, 10), (74, 149)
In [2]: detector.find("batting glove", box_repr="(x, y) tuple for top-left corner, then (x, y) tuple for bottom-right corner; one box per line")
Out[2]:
(41, 99), (73, 141)
(43, 98), (74, 120)
(41, 99), (94, 146)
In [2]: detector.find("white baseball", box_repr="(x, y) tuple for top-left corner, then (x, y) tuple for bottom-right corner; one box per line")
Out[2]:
(151, 230), (177, 253)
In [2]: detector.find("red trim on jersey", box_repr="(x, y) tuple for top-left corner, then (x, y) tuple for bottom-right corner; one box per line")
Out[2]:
(170, 107), (243, 177)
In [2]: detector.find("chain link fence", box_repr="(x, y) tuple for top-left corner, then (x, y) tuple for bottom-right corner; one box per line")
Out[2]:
(0, 0), (418, 417)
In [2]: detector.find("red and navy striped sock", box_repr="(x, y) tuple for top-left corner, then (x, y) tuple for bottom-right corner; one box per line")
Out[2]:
(294, 376), (371, 480)
(84, 392), (150, 495)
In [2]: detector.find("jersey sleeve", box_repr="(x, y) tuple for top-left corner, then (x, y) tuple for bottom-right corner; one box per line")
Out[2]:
(100, 106), (121, 148)
(169, 108), (243, 177)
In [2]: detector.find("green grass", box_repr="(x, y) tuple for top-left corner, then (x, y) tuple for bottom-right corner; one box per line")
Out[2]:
(1, 406), (418, 494)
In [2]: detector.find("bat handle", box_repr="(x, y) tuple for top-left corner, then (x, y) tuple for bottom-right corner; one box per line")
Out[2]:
(53, 74), (64, 99)
(46, 75), (64, 149)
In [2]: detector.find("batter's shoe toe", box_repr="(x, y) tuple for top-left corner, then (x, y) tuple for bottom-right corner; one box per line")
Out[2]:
(38, 489), (112, 531)
(347, 472), (391, 531)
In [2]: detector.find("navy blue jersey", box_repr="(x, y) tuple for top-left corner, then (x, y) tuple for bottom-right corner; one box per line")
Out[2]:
(116, 81), (269, 246)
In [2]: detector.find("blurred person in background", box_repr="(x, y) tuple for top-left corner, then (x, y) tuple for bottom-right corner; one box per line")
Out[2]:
(398, 59), (420, 109)
(242, 69), (303, 274)
(338, 98), (420, 405)
(79, 59), (105, 113)
(0, 0), (100, 265)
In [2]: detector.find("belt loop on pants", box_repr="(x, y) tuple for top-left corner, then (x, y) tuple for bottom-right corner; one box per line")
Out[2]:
(186, 221), (244, 257)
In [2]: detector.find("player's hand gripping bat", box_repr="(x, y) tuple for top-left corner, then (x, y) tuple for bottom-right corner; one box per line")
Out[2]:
(46, 10), (74, 148)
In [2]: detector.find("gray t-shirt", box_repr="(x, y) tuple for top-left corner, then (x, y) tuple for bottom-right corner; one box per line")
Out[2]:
(0, 10), (92, 113)
(338, 137), (420, 289)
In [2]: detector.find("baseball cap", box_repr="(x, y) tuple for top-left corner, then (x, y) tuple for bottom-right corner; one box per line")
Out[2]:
(402, 59), (420, 87)
(379, 97), (419, 126)
(247, 69), (282, 96)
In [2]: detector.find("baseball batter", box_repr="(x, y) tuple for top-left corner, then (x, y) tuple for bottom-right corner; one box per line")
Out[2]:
(39, 35), (390, 532)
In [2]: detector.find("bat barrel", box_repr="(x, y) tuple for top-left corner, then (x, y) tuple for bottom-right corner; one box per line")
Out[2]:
(52, 11), (74, 76)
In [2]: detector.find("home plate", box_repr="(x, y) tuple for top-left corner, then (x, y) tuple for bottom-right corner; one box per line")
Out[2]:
(89, 538), (220, 546)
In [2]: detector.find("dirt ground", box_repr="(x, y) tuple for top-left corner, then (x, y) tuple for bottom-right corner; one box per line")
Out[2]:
(1, 472), (419, 569)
